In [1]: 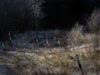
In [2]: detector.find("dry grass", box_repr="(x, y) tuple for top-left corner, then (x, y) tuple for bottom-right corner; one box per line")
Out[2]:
(1, 9), (100, 74)
(67, 23), (87, 46)
(1, 24), (100, 75)
(67, 22), (100, 51)
(0, 47), (100, 75)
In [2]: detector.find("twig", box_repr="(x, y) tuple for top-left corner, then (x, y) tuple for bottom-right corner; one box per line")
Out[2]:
(72, 42), (84, 75)
(76, 55), (84, 75)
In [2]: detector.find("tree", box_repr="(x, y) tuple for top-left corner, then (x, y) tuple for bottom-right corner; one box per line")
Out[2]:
(0, 0), (45, 40)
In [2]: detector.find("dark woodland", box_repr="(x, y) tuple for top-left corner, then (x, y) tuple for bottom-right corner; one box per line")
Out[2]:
(0, 0), (100, 39)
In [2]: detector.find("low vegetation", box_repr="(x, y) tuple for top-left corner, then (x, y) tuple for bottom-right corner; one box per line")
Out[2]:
(0, 9), (100, 75)
(0, 47), (100, 75)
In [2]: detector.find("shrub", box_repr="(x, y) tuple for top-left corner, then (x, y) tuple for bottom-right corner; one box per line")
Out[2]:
(67, 23), (85, 46)
(88, 9), (100, 33)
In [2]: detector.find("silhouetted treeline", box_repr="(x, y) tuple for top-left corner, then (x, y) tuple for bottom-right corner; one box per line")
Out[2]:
(0, 0), (100, 40)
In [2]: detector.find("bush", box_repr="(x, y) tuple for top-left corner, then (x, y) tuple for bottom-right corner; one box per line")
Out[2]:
(67, 23), (85, 46)
(88, 9), (100, 33)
